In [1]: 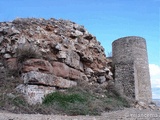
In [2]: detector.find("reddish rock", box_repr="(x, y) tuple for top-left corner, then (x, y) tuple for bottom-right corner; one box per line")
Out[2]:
(45, 24), (54, 31)
(0, 18), (113, 105)
(22, 59), (53, 73)
(51, 62), (88, 81)
(22, 71), (77, 88)
(53, 77), (77, 88)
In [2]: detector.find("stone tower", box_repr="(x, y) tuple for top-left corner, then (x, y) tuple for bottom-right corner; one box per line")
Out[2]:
(112, 36), (152, 103)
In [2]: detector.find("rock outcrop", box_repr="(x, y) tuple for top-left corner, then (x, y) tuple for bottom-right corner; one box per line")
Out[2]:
(0, 18), (112, 104)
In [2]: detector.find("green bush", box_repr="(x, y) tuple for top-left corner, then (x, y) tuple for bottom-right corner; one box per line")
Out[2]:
(43, 90), (100, 115)
(0, 72), (130, 115)
(43, 91), (87, 107)
(42, 84), (130, 116)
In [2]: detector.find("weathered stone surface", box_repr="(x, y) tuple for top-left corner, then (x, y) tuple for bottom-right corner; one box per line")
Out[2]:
(105, 74), (113, 80)
(75, 30), (83, 36)
(112, 36), (152, 103)
(73, 24), (86, 33)
(16, 84), (55, 105)
(62, 38), (74, 49)
(22, 59), (53, 73)
(0, 18), (112, 105)
(53, 77), (77, 88)
(55, 43), (63, 51)
(70, 30), (83, 38)
(133, 101), (159, 111)
(0, 18), (109, 76)
(0, 48), (5, 53)
(6, 58), (17, 70)
(85, 67), (94, 75)
(149, 104), (156, 110)
(97, 76), (106, 84)
(3, 53), (11, 58)
(81, 54), (94, 63)
(22, 71), (77, 88)
(114, 63), (135, 99)
(83, 33), (93, 40)
(51, 62), (88, 81)
(0, 36), (4, 43)
(57, 51), (67, 59)
(58, 50), (83, 71)
(138, 101), (148, 109)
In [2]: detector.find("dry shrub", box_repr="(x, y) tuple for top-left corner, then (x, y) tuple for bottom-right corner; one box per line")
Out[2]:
(16, 44), (41, 63)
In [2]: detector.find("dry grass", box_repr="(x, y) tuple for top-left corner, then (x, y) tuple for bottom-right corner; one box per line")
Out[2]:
(16, 45), (41, 63)
(0, 67), (130, 115)
(42, 80), (130, 115)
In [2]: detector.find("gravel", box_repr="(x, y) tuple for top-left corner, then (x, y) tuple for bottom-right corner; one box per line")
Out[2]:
(0, 108), (160, 120)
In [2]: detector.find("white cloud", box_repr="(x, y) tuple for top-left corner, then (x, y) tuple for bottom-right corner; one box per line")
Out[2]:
(149, 64), (160, 76)
(149, 64), (160, 99)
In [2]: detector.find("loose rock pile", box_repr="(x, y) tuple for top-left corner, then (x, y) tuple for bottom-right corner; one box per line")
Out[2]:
(0, 18), (113, 104)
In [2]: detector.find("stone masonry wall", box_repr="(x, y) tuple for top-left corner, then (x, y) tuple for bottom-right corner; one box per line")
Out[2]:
(114, 62), (135, 99)
(112, 36), (152, 103)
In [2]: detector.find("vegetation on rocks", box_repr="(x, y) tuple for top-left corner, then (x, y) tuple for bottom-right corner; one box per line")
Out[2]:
(16, 45), (41, 64)
(42, 81), (130, 115)
(0, 18), (130, 115)
(0, 72), (130, 115)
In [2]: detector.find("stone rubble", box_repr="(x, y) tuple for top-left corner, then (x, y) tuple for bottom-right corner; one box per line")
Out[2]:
(0, 18), (113, 104)
(134, 101), (160, 111)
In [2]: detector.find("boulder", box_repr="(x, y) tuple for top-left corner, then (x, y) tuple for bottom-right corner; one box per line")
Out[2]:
(85, 67), (94, 75)
(148, 104), (156, 110)
(6, 58), (17, 70)
(97, 76), (106, 84)
(3, 53), (11, 58)
(16, 84), (55, 105)
(55, 43), (63, 51)
(73, 24), (86, 33)
(22, 59), (53, 73)
(57, 50), (83, 71)
(51, 62), (88, 81)
(22, 71), (77, 88)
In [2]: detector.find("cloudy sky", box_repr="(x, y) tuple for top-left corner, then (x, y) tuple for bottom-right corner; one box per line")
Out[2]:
(0, 0), (159, 99)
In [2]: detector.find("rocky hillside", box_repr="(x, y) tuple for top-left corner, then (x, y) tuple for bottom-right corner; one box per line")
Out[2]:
(0, 18), (113, 105)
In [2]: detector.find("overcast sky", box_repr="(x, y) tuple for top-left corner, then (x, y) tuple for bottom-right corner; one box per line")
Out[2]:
(0, 0), (159, 99)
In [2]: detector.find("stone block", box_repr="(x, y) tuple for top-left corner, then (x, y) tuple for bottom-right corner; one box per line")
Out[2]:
(22, 59), (53, 73)
(6, 58), (17, 70)
(16, 84), (55, 105)
(58, 50), (83, 71)
(22, 71), (77, 88)
(97, 76), (106, 84)
(51, 62), (88, 81)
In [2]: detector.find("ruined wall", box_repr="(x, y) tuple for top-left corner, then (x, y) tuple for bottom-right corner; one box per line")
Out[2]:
(112, 36), (152, 103)
(0, 18), (113, 105)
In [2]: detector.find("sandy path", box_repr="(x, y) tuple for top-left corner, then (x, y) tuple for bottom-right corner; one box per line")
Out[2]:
(0, 108), (160, 120)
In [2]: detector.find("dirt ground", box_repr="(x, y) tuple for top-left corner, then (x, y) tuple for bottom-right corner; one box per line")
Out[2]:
(0, 108), (160, 120)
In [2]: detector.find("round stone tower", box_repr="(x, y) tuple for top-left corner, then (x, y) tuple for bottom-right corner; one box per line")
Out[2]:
(112, 36), (152, 103)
